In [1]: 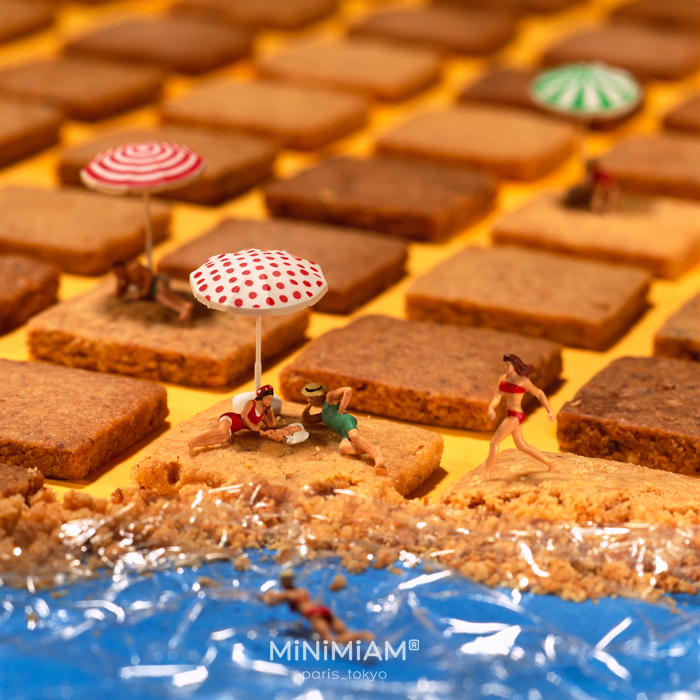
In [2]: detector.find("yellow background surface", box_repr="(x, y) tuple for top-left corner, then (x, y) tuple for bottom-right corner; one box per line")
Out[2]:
(1, 0), (698, 501)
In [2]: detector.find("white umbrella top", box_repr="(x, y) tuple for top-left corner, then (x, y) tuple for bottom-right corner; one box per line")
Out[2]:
(190, 248), (328, 317)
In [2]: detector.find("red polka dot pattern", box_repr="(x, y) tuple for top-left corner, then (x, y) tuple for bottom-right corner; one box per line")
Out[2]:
(189, 248), (328, 316)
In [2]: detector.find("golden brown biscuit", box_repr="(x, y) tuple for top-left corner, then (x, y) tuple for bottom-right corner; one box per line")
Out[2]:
(157, 218), (407, 314)
(58, 126), (277, 206)
(279, 314), (562, 431)
(0, 97), (62, 168)
(132, 399), (443, 498)
(27, 281), (309, 387)
(64, 16), (254, 75)
(376, 105), (576, 180)
(0, 358), (168, 480)
(0, 255), (59, 333)
(0, 57), (163, 121)
(557, 356), (700, 474)
(0, 186), (170, 275)
(264, 156), (497, 241)
(257, 39), (441, 102)
(162, 80), (368, 150)
(406, 246), (651, 349)
(350, 6), (516, 55)
(492, 191), (700, 279)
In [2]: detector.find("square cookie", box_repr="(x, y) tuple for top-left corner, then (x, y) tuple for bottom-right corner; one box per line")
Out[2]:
(596, 134), (700, 202)
(0, 186), (171, 275)
(541, 25), (700, 82)
(0, 255), (59, 333)
(161, 80), (368, 150)
(0, 0), (53, 44)
(27, 282), (309, 387)
(0, 97), (62, 168)
(406, 246), (651, 349)
(349, 6), (517, 56)
(132, 399), (443, 499)
(557, 356), (700, 475)
(492, 191), (700, 279)
(0, 57), (163, 121)
(58, 126), (277, 206)
(433, 0), (584, 14)
(157, 218), (408, 314)
(263, 156), (498, 241)
(663, 94), (700, 136)
(654, 292), (700, 360)
(257, 39), (441, 102)
(279, 314), (562, 431)
(610, 0), (700, 34)
(0, 464), (44, 501)
(457, 68), (642, 131)
(64, 17), (253, 75)
(376, 105), (576, 180)
(171, 0), (337, 30)
(0, 358), (168, 480)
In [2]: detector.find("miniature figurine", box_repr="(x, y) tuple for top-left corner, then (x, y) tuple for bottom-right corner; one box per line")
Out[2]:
(188, 384), (277, 451)
(260, 569), (374, 643)
(484, 354), (556, 478)
(562, 159), (619, 214)
(301, 384), (385, 471)
(112, 260), (193, 323)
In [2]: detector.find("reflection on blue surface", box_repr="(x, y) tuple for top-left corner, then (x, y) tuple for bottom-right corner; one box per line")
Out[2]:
(2, 553), (699, 699)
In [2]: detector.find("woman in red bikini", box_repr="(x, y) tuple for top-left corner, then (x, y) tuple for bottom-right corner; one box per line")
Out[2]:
(188, 384), (277, 450)
(484, 353), (556, 478)
(261, 570), (374, 644)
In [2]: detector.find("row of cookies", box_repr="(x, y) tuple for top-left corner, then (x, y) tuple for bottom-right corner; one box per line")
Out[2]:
(0, 0), (697, 500)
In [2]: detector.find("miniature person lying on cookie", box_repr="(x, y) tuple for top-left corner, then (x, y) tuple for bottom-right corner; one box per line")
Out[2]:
(300, 383), (385, 470)
(188, 384), (279, 450)
(113, 259), (193, 323)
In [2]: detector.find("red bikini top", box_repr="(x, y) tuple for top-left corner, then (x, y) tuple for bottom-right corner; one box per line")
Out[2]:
(246, 402), (266, 425)
(500, 381), (526, 394)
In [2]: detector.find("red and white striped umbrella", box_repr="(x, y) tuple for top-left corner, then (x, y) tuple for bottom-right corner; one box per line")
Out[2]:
(80, 141), (205, 194)
(190, 249), (328, 388)
(80, 141), (206, 270)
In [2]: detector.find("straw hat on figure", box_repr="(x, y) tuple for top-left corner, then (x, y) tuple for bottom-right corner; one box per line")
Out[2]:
(484, 354), (556, 478)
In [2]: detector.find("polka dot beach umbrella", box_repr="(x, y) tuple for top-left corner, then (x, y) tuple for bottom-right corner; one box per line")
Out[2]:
(530, 62), (642, 169)
(190, 249), (328, 390)
(80, 142), (206, 271)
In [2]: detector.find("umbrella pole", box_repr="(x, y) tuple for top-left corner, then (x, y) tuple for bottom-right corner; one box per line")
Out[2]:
(255, 316), (262, 392)
(576, 119), (587, 180)
(143, 191), (153, 272)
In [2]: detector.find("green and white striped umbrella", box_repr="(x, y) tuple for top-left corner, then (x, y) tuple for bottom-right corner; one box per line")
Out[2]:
(530, 63), (642, 120)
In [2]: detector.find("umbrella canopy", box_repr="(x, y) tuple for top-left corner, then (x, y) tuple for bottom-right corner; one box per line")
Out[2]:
(80, 141), (205, 194)
(530, 63), (642, 120)
(190, 249), (328, 390)
(190, 249), (328, 316)
(80, 141), (206, 271)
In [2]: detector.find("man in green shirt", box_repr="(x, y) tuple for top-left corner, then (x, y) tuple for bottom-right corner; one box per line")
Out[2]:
(301, 383), (385, 471)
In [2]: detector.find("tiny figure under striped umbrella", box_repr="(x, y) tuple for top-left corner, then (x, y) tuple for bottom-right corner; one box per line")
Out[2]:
(530, 63), (641, 211)
(81, 141), (206, 271)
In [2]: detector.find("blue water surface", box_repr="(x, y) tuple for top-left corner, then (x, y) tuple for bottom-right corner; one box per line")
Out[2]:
(2, 553), (699, 700)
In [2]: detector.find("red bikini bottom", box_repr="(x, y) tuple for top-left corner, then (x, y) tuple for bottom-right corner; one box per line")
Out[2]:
(507, 410), (525, 424)
(304, 605), (333, 623)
